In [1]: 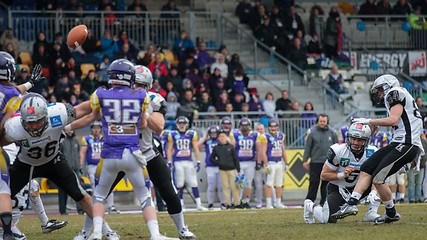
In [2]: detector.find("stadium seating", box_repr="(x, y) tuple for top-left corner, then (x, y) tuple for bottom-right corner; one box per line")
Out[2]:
(18, 51), (32, 67)
(80, 63), (96, 79)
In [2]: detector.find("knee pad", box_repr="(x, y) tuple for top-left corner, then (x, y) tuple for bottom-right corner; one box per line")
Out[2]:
(141, 195), (154, 211)
(29, 180), (40, 196)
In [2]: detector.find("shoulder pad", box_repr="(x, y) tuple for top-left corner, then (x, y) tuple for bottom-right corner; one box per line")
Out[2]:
(386, 89), (405, 108)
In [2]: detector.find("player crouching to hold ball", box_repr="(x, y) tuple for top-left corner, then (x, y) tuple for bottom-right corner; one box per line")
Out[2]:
(304, 123), (381, 224)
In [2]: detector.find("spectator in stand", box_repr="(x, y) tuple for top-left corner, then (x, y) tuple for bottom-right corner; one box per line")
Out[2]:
(219, 45), (231, 64)
(408, 6), (427, 49)
(300, 101), (317, 129)
(150, 79), (167, 98)
(138, 44), (156, 66)
(81, 70), (100, 95)
(288, 38), (307, 70)
(3, 43), (17, 60)
(212, 78), (227, 105)
(270, 5), (286, 33)
(64, 57), (82, 80)
(209, 67), (222, 90)
(180, 89), (198, 111)
(285, 5), (305, 37)
(295, 29), (306, 48)
(325, 65), (346, 94)
(227, 55), (244, 88)
(416, 96), (427, 120)
(98, 0), (116, 11)
(324, 6), (342, 58)
(166, 91), (181, 120)
(103, 4), (117, 26)
(165, 80), (180, 99)
(97, 55), (111, 83)
(182, 78), (194, 96)
(36, 0), (59, 12)
(239, 102), (251, 119)
(173, 30), (195, 61)
(254, 15), (278, 48)
(198, 91), (214, 114)
(251, 3), (269, 30)
(215, 90), (229, 112)
(148, 52), (168, 76)
(377, 0), (393, 15)
(196, 41), (214, 71)
(248, 94), (264, 113)
(14, 68), (29, 85)
(32, 43), (50, 77)
(164, 66), (182, 93)
(359, 0), (379, 21)
(52, 32), (71, 58)
(160, 0), (181, 39)
(79, 29), (100, 64)
(178, 55), (198, 79)
(195, 83), (208, 100)
(231, 92), (245, 112)
(33, 31), (49, 54)
(116, 42), (137, 63)
(55, 74), (72, 102)
(263, 92), (276, 118)
(49, 41), (67, 85)
(117, 30), (139, 57)
(48, 94), (57, 103)
(0, 28), (19, 58)
(275, 0), (295, 15)
(392, 0), (413, 18)
(307, 33), (323, 57)
(236, 0), (254, 25)
(225, 103), (234, 117)
(276, 90), (292, 116)
(98, 30), (118, 61)
(188, 67), (203, 91)
(127, 0), (148, 11)
(309, 5), (325, 37)
(65, 0), (79, 11)
(210, 53), (228, 78)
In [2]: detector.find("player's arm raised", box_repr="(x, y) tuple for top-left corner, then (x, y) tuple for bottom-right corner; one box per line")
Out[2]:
(66, 92), (101, 131)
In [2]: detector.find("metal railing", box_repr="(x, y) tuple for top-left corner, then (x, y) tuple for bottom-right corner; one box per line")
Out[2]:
(9, 10), (182, 48)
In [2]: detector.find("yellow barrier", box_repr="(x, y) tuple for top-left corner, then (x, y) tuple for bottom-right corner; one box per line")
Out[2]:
(283, 149), (310, 190)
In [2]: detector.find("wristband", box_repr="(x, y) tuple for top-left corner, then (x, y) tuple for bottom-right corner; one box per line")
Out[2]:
(64, 124), (73, 132)
(23, 82), (33, 91)
(337, 172), (346, 180)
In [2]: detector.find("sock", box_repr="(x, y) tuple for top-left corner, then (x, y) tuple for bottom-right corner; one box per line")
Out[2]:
(368, 201), (380, 213)
(399, 193), (405, 200)
(93, 216), (103, 235)
(102, 222), (112, 233)
(11, 225), (22, 235)
(266, 198), (272, 207)
(170, 212), (185, 231)
(147, 220), (160, 237)
(244, 197), (250, 204)
(312, 205), (327, 223)
(30, 193), (49, 226)
(392, 192), (396, 200)
(277, 198), (282, 205)
(348, 192), (362, 205)
(0, 212), (12, 235)
(195, 198), (202, 207)
(178, 188), (184, 199)
(383, 199), (396, 217)
(192, 187), (200, 198)
(384, 199), (394, 209)
(82, 214), (93, 233)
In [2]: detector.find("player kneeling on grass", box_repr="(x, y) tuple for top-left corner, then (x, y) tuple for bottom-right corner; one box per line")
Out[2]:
(304, 123), (381, 223)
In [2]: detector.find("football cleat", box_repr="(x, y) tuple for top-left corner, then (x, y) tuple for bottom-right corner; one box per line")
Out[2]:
(13, 232), (27, 240)
(362, 211), (381, 222)
(331, 203), (358, 219)
(220, 204), (227, 210)
(73, 230), (90, 240)
(108, 206), (120, 214)
(208, 204), (214, 210)
(256, 203), (262, 209)
(42, 219), (68, 233)
(303, 199), (315, 224)
(374, 213), (401, 225)
(105, 230), (120, 240)
(275, 202), (285, 209)
(196, 205), (208, 211)
(179, 226), (196, 239)
(88, 232), (102, 240)
(242, 202), (251, 209)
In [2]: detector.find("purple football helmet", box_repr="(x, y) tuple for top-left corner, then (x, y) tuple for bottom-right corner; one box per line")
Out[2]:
(108, 59), (135, 86)
(239, 117), (252, 132)
(268, 118), (279, 134)
(0, 51), (16, 81)
(208, 125), (220, 139)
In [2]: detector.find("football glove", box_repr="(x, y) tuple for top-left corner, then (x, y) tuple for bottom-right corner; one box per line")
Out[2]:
(282, 163), (289, 171)
(150, 92), (167, 115)
(351, 118), (371, 125)
(132, 149), (147, 167)
(195, 161), (201, 173)
(29, 64), (45, 87)
(167, 162), (173, 170)
(255, 162), (263, 171)
(264, 166), (272, 175)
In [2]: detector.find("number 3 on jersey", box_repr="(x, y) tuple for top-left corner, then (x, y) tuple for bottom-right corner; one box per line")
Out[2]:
(103, 99), (141, 123)
(27, 141), (58, 159)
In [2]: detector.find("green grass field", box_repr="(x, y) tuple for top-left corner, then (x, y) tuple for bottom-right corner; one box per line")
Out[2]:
(18, 205), (427, 240)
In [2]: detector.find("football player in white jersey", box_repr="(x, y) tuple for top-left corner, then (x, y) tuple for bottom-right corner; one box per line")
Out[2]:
(304, 123), (381, 224)
(331, 74), (424, 224)
(1, 143), (68, 240)
(1, 93), (119, 240)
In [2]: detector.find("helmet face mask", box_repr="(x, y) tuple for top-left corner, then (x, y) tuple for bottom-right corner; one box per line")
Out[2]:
(220, 117), (232, 131)
(20, 96), (49, 137)
(239, 117), (251, 133)
(268, 118), (279, 135)
(346, 123), (371, 155)
(91, 121), (102, 136)
(371, 74), (400, 103)
(176, 116), (189, 132)
(0, 51), (16, 81)
(208, 125), (220, 139)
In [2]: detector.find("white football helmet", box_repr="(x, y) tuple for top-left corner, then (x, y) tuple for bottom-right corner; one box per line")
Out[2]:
(346, 123), (371, 155)
(371, 74), (400, 102)
(134, 65), (153, 91)
(20, 94), (49, 137)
